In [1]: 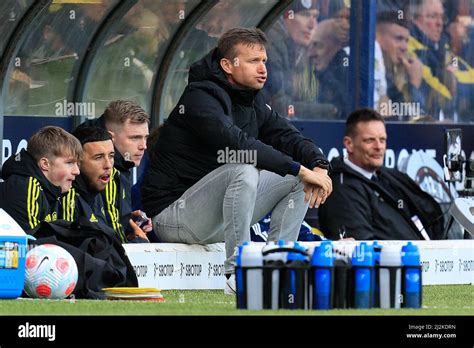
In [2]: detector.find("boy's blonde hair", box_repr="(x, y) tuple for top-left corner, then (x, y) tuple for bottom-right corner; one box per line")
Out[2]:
(28, 126), (83, 162)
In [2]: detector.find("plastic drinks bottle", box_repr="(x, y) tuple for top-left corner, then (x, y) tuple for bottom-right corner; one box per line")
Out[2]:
(379, 245), (402, 309)
(236, 242), (249, 309)
(262, 241), (286, 309)
(240, 242), (263, 310)
(283, 242), (309, 309)
(351, 242), (374, 309)
(401, 242), (422, 308)
(311, 240), (334, 310)
(372, 241), (382, 308)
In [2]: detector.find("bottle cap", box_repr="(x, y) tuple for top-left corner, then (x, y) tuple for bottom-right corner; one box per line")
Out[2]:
(236, 241), (253, 266)
(288, 242), (308, 262)
(401, 242), (420, 266)
(240, 242), (263, 267)
(311, 240), (333, 266)
(379, 245), (402, 266)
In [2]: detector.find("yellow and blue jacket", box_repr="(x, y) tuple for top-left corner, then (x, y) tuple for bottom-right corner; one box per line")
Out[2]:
(0, 149), (60, 233)
(60, 173), (107, 226)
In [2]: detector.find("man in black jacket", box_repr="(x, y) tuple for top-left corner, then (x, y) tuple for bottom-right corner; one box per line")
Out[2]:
(80, 100), (151, 243)
(318, 108), (444, 240)
(61, 126), (113, 226)
(0, 126), (82, 232)
(141, 28), (332, 293)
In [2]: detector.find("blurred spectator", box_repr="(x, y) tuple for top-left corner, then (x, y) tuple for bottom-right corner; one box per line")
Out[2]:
(374, 40), (389, 112)
(318, 0), (350, 45)
(376, 11), (426, 120)
(445, 0), (474, 122)
(309, 19), (349, 119)
(263, 0), (323, 119)
(409, 0), (457, 121)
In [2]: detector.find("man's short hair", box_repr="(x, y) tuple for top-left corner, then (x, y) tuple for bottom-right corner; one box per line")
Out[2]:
(376, 11), (410, 29)
(217, 28), (267, 60)
(72, 125), (112, 146)
(103, 100), (150, 127)
(28, 126), (83, 162)
(345, 108), (385, 137)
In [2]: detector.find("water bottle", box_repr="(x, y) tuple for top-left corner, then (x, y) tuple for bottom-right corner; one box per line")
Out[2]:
(236, 242), (263, 310)
(401, 242), (422, 309)
(281, 242), (309, 309)
(235, 242), (248, 309)
(379, 245), (402, 309)
(311, 240), (334, 309)
(372, 241), (382, 308)
(262, 241), (286, 309)
(351, 242), (374, 309)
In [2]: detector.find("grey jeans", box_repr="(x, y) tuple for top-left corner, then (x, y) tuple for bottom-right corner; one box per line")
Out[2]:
(152, 164), (308, 273)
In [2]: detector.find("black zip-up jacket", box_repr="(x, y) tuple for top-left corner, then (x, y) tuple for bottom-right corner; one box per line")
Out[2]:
(318, 157), (444, 240)
(60, 173), (108, 225)
(78, 116), (135, 242)
(141, 48), (327, 218)
(0, 149), (61, 233)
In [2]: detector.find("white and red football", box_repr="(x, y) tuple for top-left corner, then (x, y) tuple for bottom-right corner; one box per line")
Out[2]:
(24, 244), (78, 299)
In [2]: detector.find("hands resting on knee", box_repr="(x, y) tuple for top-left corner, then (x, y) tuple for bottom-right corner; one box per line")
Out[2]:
(298, 166), (333, 208)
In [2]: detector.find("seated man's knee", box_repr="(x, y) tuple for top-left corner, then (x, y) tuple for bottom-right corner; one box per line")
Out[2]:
(230, 164), (259, 188)
(286, 173), (305, 193)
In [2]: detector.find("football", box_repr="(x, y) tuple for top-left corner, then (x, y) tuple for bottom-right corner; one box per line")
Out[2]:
(24, 244), (78, 299)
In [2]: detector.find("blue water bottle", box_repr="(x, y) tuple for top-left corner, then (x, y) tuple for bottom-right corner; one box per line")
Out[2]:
(311, 240), (333, 310)
(235, 242), (249, 309)
(351, 242), (374, 309)
(401, 242), (422, 309)
(372, 241), (382, 308)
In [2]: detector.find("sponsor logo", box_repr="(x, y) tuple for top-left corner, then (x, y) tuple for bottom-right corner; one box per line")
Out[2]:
(154, 263), (174, 278)
(435, 259), (454, 273)
(207, 263), (225, 278)
(133, 264), (148, 277)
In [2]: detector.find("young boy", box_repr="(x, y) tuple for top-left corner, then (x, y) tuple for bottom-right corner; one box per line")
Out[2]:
(0, 126), (82, 233)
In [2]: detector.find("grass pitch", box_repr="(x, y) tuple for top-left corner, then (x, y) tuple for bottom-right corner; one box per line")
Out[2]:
(0, 285), (472, 315)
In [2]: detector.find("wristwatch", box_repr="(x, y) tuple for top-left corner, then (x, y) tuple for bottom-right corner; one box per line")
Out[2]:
(314, 159), (330, 172)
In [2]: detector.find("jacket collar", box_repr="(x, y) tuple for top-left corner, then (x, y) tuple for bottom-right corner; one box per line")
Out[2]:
(188, 48), (259, 106)
(1, 149), (63, 201)
(331, 156), (382, 182)
(72, 173), (99, 204)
